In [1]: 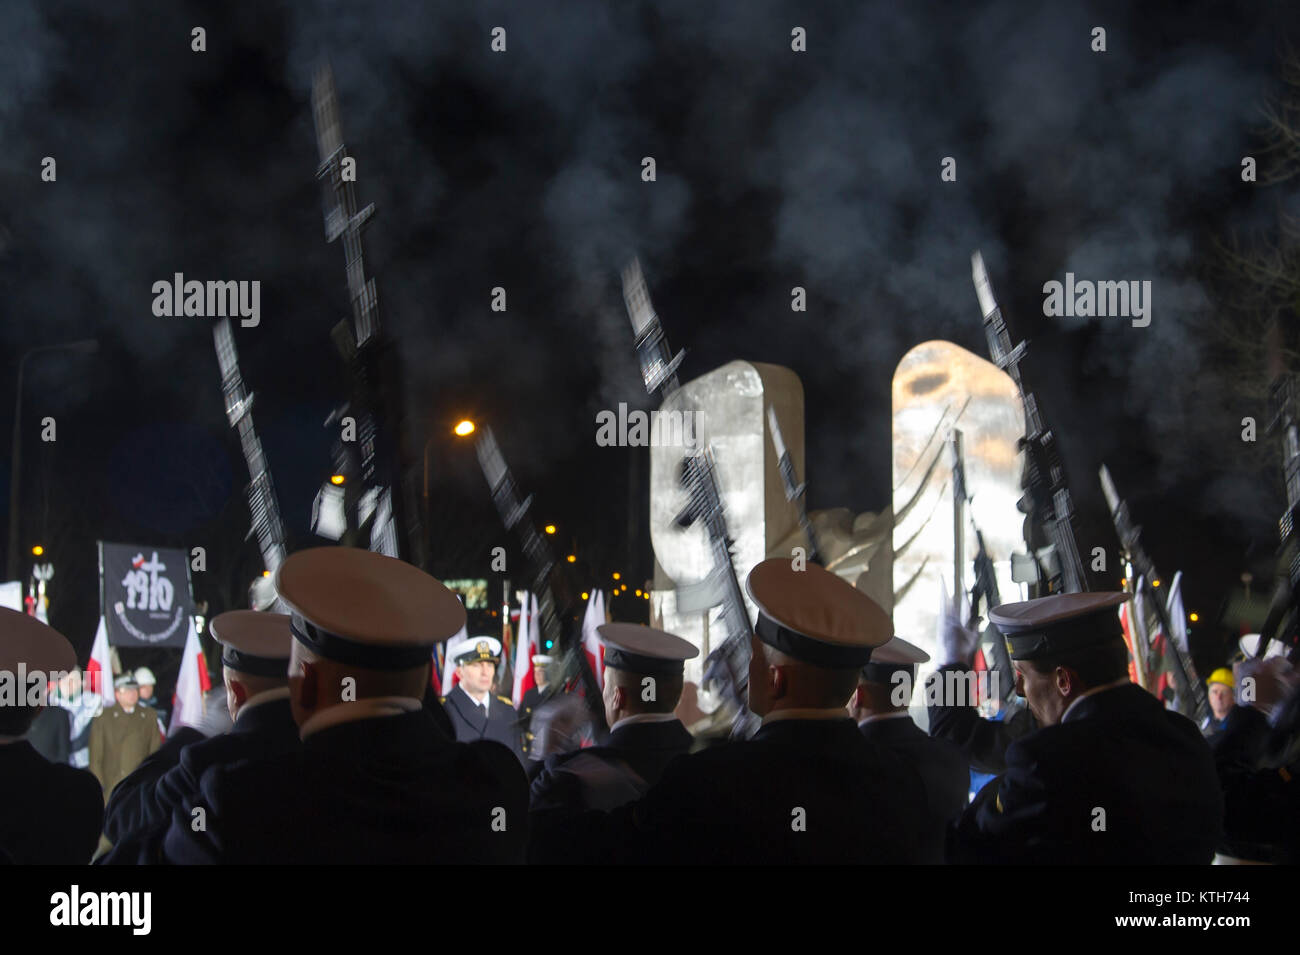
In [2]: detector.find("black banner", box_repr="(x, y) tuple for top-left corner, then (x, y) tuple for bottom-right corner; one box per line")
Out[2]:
(98, 542), (193, 649)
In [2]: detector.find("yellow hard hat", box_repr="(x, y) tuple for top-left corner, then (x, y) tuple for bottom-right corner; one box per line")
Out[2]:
(1207, 667), (1234, 689)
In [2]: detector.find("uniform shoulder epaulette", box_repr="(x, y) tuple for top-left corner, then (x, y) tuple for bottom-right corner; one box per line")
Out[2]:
(496, 695), (513, 706)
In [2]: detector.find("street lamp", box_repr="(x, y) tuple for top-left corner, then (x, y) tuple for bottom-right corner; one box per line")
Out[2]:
(8, 339), (97, 580)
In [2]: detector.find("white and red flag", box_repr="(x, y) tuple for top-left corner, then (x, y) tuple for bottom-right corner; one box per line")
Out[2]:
(582, 589), (606, 690)
(86, 617), (116, 707)
(169, 616), (211, 733)
(511, 591), (538, 705)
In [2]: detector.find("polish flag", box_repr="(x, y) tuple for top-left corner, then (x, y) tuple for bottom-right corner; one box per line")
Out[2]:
(512, 592), (537, 705)
(582, 590), (605, 690)
(169, 616), (211, 733)
(86, 617), (116, 707)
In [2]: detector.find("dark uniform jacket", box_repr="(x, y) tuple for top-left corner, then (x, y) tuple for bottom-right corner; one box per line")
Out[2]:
(0, 740), (103, 864)
(27, 705), (72, 765)
(927, 663), (1037, 773)
(100, 695), (299, 851)
(88, 705), (162, 799)
(517, 685), (546, 753)
(859, 714), (969, 826)
(531, 717), (693, 813)
(442, 685), (526, 763)
(552, 716), (942, 865)
(156, 707), (529, 864)
(950, 683), (1223, 864)
(1213, 703), (1298, 863)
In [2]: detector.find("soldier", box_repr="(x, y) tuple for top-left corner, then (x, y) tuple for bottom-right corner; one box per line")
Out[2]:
(530, 624), (697, 837)
(950, 592), (1223, 864)
(565, 559), (942, 864)
(158, 547), (528, 863)
(88, 674), (162, 801)
(849, 634), (969, 827)
(516, 652), (553, 747)
(0, 607), (103, 863)
(441, 635), (526, 762)
(134, 666), (168, 731)
(100, 610), (300, 856)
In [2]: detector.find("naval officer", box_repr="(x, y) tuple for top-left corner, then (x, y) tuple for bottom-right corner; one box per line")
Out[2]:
(849, 634), (969, 827)
(101, 609), (300, 858)
(158, 547), (529, 863)
(949, 592), (1223, 864)
(530, 623), (697, 849)
(441, 635), (526, 762)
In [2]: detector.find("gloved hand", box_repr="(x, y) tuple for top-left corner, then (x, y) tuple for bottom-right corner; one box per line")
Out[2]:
(937, 576), (980, 667)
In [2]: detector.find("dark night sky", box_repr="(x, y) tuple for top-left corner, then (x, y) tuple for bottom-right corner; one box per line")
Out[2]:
(2, 0), (1298, 675)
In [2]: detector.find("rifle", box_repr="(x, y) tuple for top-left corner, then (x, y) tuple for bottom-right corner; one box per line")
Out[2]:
(948, 428), (1019, 707)
(310, 62), (424, 567)
(768, 406), (821, 564)
(621, 258), (759, 738)
(1257, 375), (1300, 661)
(971, 252), (1087, 595)
(1099, 464), (1209, 722)
(473, 427), (608, 739)
(212, 319), (288, 601)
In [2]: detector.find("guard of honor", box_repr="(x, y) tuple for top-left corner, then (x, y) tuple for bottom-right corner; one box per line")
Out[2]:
(440, 635), (527, 762)
(516, 653), (553, 751)
(99, 609), (300, 861)
(949, 592), (1223, 864)
(529, 623), (698, 860)
(0, 543), (1277, 867)
(849, 633), (970, 828)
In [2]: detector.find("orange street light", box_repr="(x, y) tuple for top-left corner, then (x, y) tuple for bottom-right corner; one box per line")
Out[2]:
(1189, 612), (1199, 623)
(330, 474), (345, 486)
(544, 524), (557, 535)
(612, 572), (621, 581)
(31, 545), (43, 556)
(566, 554), (576, 563)
(581, 591), (589, 600)
(453, 420), (476, 437)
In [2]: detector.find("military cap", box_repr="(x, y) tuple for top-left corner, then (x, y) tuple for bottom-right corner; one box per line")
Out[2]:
(860, 634), (929, 685)
(0, 608), (77, 689)
(452, 635), (502, 666)
(597, 623), (699, 676)
(989, 591), (1129, 662)
(210, 610), (292, 679)
(274, 547), (466, 670)
(114, 674), (139, 690)
(531, 654), (554, 666)
(133, 667), (157, 686)
(746, 559), (893, 668)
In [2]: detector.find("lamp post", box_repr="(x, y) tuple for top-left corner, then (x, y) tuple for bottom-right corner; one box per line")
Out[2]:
(7, 339), (98, 580)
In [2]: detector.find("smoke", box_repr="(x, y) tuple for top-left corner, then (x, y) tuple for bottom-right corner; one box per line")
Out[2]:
(0, 0), (1294, 607)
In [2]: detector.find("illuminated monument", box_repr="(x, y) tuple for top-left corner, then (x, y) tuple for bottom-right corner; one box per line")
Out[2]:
(891, 340), (1026, 715)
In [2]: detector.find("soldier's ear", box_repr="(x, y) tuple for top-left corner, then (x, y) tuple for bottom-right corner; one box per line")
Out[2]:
(230, 681), (249, 707)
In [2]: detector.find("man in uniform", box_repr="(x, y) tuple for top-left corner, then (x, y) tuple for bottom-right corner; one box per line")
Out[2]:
(849, 634), (968, 827)
(88, 674), (161, 801)
(101, 610), (300, 856)
(563, 560), (942, 864)
(134, 666), (168, 730)
(950, 592), (1223, 864)
(441, 635), (526, 762)
(517, 652), (553, 749)
(0, 607), (104, 863)
(157, 547), (528, 863)
(530, 623), (696, 854)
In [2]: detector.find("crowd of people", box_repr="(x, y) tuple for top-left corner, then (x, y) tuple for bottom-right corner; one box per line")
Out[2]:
(1, 545), (1296, 865)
